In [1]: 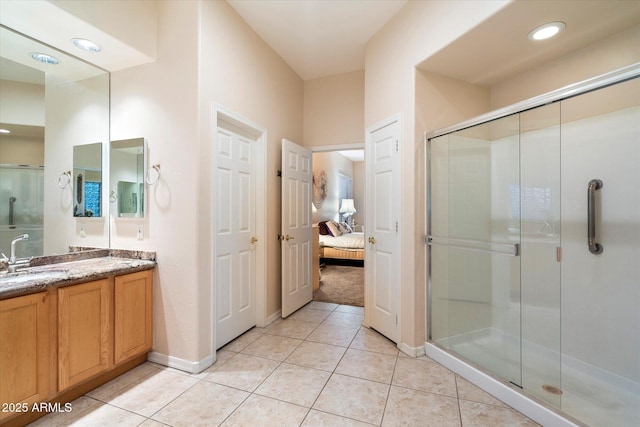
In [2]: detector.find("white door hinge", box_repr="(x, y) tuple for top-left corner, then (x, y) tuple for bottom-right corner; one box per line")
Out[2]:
(395, 314), (398, 325)
(395, 140), (399, 152)
(395, 221), (398, 233)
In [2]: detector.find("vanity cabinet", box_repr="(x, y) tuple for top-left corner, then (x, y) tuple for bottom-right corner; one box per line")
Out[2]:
(57, 279), (111, 391)
(114, 270), (153, 365)
(0, 292), (50, 422)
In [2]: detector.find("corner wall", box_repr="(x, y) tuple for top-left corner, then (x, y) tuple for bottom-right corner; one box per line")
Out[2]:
(303, 71), (364, 148)
(365, 0), (509, 349)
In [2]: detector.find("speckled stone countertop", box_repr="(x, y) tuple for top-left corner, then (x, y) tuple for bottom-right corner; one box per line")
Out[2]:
(0, 249), (156, 300)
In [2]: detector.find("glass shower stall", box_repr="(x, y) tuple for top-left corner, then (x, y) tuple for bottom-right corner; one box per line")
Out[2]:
(426, 66), (639, 426)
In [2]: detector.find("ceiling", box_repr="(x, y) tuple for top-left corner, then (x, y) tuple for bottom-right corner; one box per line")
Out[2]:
(418, 0), (640, 86)
(227, 0), (407, 80)
(228, 0), (639, 84)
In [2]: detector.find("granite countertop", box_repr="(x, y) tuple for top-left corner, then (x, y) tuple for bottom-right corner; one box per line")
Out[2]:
(0, 249), (156, 300)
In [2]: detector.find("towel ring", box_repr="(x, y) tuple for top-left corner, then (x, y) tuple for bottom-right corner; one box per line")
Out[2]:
(146, 164), (161, 185)
(58, 171), (71, 189)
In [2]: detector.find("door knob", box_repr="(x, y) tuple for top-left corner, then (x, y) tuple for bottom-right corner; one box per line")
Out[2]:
(250, 236), (258, 244)
(368, 236), (376, 244)
(285, 235), (295, 241)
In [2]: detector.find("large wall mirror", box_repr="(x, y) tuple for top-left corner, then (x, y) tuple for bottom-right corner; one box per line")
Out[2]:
(73, 142), (103, 217)
(0, 25), (110, 257)
(110, 138), (146, 218)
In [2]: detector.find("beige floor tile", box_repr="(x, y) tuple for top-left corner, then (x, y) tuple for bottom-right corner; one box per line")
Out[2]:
(138, 420), (170, 427)
(350, 327), (399, 356)
(214, 349), (237, 366)
(221, 394), (308, 427)
(307, 301), (338, 311)
(458, 400), (540, 426)
(382, 386), (461, 427)
(152, 381), (249, 427)
(302, 409), (375, 426)
(323, 311), (364, 328)
(335, 348), (397, 384)
(392, 356), (457, 397)
(241, 333), (303, 361)
(267, 318), (319, 339)
(28, 396), (102, 427)
(31, 396), (148, 427)
(306, 323), (359, 347)
(86, 362), (161, 402)
(204, 352), (279, 392)
(289, 306), (332, 323)
(138, 420), (169, 427)
(456, 375), (507, 407)
(221, 327), (265, 352)
(255, 363), (331, 407)
(335, 305), (364, 315)
(285, 340), (347, 371)
(313, 373), (389, 425)
(104, 369), (199, 417)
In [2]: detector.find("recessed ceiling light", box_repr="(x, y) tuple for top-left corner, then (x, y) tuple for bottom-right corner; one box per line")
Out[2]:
(0, 129), (11, 134)
(30, 52), (59, 64)
(72, 38), (101, 52)
(528, 22), (566, 41)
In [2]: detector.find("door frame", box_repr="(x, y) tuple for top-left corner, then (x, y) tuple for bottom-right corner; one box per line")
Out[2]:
(364, 113), (401, 341)
(211, 105), (267, 358)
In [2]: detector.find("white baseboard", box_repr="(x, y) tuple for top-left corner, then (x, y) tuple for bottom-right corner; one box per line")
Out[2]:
(399, 342), (426, 358)
(265, 309), (281, 326)
(147, 351), (214, 374)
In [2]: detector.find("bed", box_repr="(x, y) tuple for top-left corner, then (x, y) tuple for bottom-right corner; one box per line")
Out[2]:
(317, 221), (365, 261)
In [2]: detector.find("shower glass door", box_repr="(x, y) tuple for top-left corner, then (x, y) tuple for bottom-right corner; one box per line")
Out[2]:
(429, 114), (524, 387)
(429, 75), (639, 427)
(559, 78), (640, 427)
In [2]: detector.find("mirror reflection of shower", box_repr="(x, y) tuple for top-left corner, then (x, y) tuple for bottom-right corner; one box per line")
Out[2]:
(8, 196), (16, 229)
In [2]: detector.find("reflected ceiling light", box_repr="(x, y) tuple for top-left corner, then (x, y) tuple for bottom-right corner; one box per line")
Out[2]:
(30, 52), (59, 64)
(72, 38), (101, 52)
(0, 129), (11, 134)
(528, 22), (566, 41)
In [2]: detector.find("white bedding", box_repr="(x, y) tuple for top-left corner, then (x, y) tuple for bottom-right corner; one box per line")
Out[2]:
(319, 232), (365, 250)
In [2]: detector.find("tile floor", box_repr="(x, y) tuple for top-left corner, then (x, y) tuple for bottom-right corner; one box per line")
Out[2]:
(31, 301), (540, 426)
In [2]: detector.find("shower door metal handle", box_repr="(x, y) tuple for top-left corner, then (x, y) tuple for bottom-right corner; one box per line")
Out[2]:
(587, 179), (604, 255)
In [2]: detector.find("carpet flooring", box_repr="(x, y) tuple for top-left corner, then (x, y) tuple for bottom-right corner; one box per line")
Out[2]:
(313, 264), (364, 307)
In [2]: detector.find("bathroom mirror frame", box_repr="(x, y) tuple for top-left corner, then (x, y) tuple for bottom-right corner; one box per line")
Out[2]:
(110, 137), (147, 219)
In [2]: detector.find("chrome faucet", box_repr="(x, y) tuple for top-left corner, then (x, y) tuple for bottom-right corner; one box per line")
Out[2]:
(3, 234), (30, 273)
(10, 234), (29, 264)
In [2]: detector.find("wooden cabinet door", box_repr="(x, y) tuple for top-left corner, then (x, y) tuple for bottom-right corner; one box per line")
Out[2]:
(58, 279), (111, 391)
(0, 292), (50, 421)
(114, 270), (152, 365)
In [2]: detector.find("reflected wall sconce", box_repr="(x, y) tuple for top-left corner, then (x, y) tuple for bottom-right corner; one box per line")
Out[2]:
(58, 171), (71, 189)
(146, 164), (161, 185)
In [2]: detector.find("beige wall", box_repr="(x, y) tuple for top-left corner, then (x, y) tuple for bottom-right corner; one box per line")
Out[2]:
(352, 161), (365, 230)
(0, 135), (44, 165)
(198, 0), (303, 350)
(311, 151), (354, 224)
(303, 70), (364, 147)
(0, 80), (44, 126)
(110, 0), (302, 365)
(365, 0), (509, 349)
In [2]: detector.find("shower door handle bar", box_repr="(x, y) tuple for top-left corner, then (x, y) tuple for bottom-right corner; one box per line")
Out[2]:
(587, 179), (604, 255)
(427, 236), (519, 257)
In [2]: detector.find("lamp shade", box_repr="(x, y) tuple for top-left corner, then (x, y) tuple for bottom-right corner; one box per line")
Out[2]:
(339, 198), (356, 215)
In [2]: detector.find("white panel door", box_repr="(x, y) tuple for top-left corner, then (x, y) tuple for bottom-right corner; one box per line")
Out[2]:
(365, 116), (400, 342)
(215, 127), (257, 348)
(281, 139), (312, 317)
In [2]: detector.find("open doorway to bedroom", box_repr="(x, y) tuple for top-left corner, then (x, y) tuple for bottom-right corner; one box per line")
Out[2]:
(311, 148), (365, 308)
